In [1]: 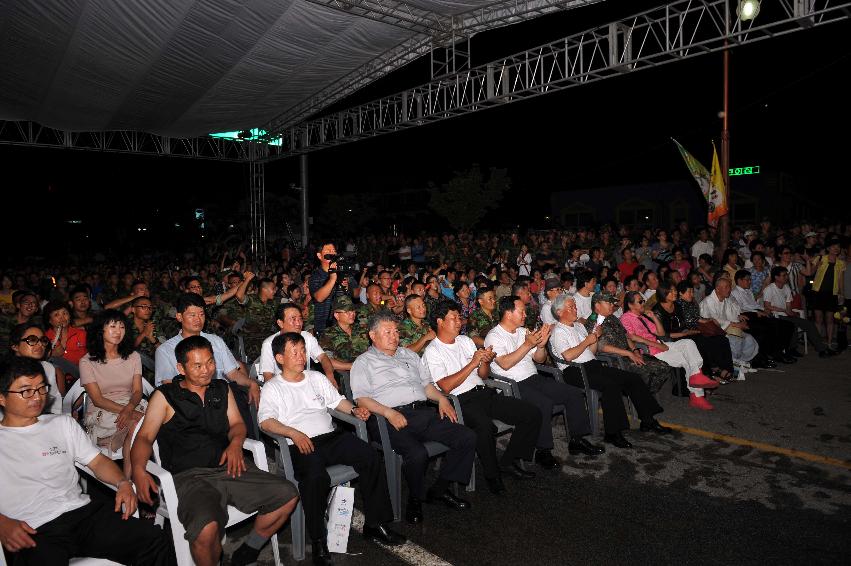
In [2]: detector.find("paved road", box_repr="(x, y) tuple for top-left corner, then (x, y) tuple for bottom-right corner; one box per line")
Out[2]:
(230, 348), (851, 565)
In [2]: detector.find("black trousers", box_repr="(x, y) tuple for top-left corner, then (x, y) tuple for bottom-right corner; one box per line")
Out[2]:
(689, 335), (735, 373)
(366, 407), (476, 499)
(565, 361), (662, 434)
(290, 430), (393, 540)
(743, 312), (795, 356)
(10, 499), (172, 566)
(517, 374), (591, 449)
(457, 386), (542, 480)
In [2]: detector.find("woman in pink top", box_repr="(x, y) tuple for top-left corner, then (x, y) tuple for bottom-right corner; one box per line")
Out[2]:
(668, 250), (692, 280)
(620, 291), (718, 411)
(79, 309), (146, 477)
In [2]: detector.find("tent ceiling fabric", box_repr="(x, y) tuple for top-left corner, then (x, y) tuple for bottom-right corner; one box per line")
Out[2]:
(0, 0), (525, 137)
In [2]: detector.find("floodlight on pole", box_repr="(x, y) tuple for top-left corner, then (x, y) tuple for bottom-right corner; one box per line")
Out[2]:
(738, 0), (761, 21)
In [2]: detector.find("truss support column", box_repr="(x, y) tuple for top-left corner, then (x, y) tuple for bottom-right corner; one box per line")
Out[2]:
(300, 154), (309, 248)
(248, 142), (268, 268)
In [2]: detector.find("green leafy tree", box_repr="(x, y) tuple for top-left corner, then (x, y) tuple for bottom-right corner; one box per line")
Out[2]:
(428, 165), (510, 231)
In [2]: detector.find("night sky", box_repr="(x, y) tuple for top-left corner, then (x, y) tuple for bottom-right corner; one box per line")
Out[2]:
(3, 1), (849, 254)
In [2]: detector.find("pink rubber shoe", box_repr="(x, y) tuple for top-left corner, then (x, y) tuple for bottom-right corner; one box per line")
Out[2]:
(689, 373), (720, 389)
(689, 393), (714, 411)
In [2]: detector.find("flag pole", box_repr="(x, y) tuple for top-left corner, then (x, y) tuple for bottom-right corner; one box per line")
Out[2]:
(719, 17), (731, 253)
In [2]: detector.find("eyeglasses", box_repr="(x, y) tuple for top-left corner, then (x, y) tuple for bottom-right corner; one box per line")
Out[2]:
(20, 335), (50, 347)
(4, 384), (51, 398)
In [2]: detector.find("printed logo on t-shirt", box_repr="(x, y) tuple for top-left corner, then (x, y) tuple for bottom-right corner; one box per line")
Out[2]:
(42, 446), (67, 457)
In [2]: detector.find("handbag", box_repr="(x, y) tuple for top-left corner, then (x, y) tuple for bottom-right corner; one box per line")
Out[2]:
(697, 320), (725, 337)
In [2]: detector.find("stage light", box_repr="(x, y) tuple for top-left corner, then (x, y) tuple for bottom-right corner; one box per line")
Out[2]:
(738, 0), (760, 21)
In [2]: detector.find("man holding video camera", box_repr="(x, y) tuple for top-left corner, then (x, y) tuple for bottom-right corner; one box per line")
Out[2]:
(309, 242), (357, 336)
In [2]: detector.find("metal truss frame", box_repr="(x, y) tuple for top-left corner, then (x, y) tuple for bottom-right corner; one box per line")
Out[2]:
(0, 120), (250, 161)
(261, 1), (602, 133)
(263, 0), (851, 160)
(247, 143), (269, 267)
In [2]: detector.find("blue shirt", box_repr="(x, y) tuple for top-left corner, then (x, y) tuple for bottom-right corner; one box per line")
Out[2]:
(154, 331), (240, 386)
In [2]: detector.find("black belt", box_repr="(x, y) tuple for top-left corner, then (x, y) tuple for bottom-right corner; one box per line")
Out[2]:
(457, 385), (489, 398)
(393, 401), (431, 411)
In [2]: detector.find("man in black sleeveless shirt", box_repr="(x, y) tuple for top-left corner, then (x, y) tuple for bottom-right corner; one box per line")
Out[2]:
(131, 336), (299, 566)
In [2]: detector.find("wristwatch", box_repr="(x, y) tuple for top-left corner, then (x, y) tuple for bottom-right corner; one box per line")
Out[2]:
(350, 406), (357, 416)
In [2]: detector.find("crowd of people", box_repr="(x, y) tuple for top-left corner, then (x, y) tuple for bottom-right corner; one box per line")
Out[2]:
(1, 217), (848, 565)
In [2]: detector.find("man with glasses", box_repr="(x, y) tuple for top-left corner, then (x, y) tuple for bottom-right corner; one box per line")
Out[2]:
(0, 357), (171, 565)
(318, 295), (370, 372)
(129, 296), (162, 360)
(539, 278), (564, 325)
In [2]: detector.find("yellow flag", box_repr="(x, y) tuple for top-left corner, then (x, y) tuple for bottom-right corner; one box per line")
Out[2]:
(708, 142), (729, 227)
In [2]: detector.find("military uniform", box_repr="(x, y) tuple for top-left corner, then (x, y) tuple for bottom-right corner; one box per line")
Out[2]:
(467, 309), (498, 343)
(319, 325), (370, 363)
(398, 318), (430, 354)
(355, 302), (387, 333)
(236, 296), (279, 361)
(524, 301), (541, 330)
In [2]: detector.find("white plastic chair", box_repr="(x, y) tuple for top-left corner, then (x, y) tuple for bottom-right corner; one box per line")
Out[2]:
(130, 418), (283, 566)
(62, 379), (155, 461)
(791, 309), (808, 354)
(0, 543), (122, 566)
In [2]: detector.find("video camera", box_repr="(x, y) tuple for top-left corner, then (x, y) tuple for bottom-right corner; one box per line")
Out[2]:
(324, 254), (359, 274)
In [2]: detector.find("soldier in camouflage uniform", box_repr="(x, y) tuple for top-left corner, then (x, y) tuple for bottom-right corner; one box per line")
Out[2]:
(318, 296), (370, 370)
(0, 291), (42, 354)
(231, 277), (280, 362)
(355, 283), (391, 332)
(397, 295), (435, 356)
(467, 286), (499, 348)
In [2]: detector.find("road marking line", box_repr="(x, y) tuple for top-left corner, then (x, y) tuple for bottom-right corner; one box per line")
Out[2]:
(659, 421), (851, 471)
(350, 509), (454, 566)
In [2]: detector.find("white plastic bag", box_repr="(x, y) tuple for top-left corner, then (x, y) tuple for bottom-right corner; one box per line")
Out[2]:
(325, 485), (355, 553)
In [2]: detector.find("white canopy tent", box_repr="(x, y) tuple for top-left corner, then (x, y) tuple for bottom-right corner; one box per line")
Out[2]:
(0, 0), (600, 137)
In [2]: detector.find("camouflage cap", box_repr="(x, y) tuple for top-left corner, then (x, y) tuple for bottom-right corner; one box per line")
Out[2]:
(333, 295), (356, 312)
(591, 291), (618, 306)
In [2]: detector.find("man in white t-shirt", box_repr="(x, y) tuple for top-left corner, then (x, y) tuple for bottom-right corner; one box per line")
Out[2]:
(548, 294), (669, 449)
(0, 358), (170, 565)
(573, 271), (596, 323)
(484, 296), (596, 470)
(690, 228), (714, 264)
(259, 302), (337, 388)
(762, 266), (832, 357)
(259, 332), (404, 563)
(424, 302), (540, 495)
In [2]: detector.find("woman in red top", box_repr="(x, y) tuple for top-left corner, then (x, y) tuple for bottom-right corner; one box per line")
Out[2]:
(617, 247), (639, 282)
(44, 300), (87, 373)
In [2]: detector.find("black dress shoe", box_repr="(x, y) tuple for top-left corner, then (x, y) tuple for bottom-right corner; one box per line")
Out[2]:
(533, 450), (562, 470)
(778, 354), (796, 364)
(819, 349), (837, 358)
(487, 477), (507, 494)
(787, 349), (803, 358)
(363, 524), (406, 546)
(752, 357), (777, 369)
(311, 539), (334, 566)
(603, 433), (633, 449)
(639, 419), (673, 435)
(426, 489), (471, 510)
(499, 461), (536, 479)
(405, 498), (423, 524)
(567, 436), (605, 456)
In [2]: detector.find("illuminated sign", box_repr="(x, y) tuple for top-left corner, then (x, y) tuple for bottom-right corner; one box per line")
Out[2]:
(728, 165), (760, 176)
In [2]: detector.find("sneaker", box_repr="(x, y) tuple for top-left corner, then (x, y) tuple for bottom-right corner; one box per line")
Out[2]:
(689, 393), (714, 411)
